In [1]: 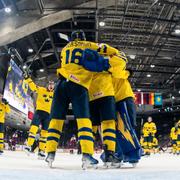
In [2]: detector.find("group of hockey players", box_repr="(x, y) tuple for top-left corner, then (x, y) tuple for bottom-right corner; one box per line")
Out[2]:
(170, 120), (180, 155)
(1, 30), (179, 169)
(23, 30), (142, 169)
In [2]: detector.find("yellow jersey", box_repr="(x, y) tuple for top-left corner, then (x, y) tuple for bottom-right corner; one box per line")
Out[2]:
(143, 122), (157, 137)
(89, 72), (114, 101)
(170, 127), (178, 140)
(0, 102), (10, 123)
(25, 78), (53, 113)
(112, 70), (134, 102)
(57, 40), (119, 89)
(88, 53), (127, 101)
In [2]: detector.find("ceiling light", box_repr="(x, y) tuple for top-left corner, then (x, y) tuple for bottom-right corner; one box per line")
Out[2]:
(150, 64), (155, 68)
(23, 65), (27, 69)
(175, 29), (180, 34)
(5, 7), (11, 13)
(137, 89), (141, 92)
(129, 55), (136, 59)
(28, 48), (33, 53)
(147, 74), (151, 77)
(39, 69), (44, 72)
(99, 21), (105, 27)
(179, 90), (180, 94)
(172, 96), (175, 99)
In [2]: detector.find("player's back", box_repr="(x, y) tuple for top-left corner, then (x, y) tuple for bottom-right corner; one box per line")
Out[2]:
(58, 40), (99, 89)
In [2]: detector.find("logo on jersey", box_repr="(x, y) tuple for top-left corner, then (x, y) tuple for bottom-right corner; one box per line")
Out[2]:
(93, 91), (104, 98)
(69, 74), (80, 83)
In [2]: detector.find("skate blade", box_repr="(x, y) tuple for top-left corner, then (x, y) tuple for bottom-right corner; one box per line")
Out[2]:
(131, 163), (138, 168)
(38, 156), (45, 160)
(82, 161), (98, 170)
(48, 161), (53, 168)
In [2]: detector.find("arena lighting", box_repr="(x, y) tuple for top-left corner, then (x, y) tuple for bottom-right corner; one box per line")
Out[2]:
(5, 7), (11, 13)
(129, 55), (136, 59)
(172, 96), (175, 99)
(147, 74), (151, 77)
(175, 29), (180, 34)
(39, 69), (44, 72)
(99, 21), (105, 27)
(28, 48), (33, 53)
(150, 64), (155, 68)
(23, 65), (27, 69)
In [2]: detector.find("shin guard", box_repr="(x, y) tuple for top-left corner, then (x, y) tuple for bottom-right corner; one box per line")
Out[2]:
(39, 130), (48, 152)
(27, 125), (39, 147)
(77, 118), (94, 155)
(46, 119), (64, 153)
(101, 120), (116, 152)
(0, 132), (4, 150)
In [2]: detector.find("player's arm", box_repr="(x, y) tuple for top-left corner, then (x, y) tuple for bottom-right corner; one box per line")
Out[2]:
(152, 123), (157, 134)
(5, 104), (10, 114)
(25, 78), (39, 92)
(96, 43), (119, 56)
(108, 51), (128, 77)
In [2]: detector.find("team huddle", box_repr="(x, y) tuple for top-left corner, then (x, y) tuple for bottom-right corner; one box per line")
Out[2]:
(23, 30), (141, 169)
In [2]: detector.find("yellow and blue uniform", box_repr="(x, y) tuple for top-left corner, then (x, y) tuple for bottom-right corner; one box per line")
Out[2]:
(46, 40), (119, 156)
(0, 102), (10, 151)
(25, 78), (53, 152)
(89, 53), (127, 152)
(142, 122), (157, 154)
(170, 121), (180, 154)
(113, 70), (141, 162)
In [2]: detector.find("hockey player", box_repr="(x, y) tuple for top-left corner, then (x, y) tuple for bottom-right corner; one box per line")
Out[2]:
(45, 30), (119, 168)
(174, 120), (180, 155)
(113, 70), (142, 166)
(0, 94), (10, 154)
(152, 137), (159, 153)
(170, 121), (180, 155)
(24, 77), (54, 159)
(88, 52), (127, 167)
(142, 116), (157, 155)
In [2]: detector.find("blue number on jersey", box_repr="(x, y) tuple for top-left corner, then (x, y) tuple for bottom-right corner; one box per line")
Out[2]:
(65, 48), (83, 65)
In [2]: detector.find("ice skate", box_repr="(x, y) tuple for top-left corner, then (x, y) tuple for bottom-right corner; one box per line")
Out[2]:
(45, 152), (55, 168)
(100, 151), (122, 168)
(101, 145), (122, 168)
(24, 146), (33, 156)
(0, 150), (4, 155)
(81, 153), (99, 170)
(38, 150), (46, 160)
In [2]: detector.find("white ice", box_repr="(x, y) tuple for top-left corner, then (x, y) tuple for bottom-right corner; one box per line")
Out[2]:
(0, 151), (180, 180)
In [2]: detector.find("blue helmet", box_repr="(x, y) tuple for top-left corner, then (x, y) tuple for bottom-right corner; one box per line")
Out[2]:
(71, 30), (86, 41)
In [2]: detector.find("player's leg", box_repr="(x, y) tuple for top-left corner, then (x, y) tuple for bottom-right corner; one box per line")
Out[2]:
(89, 100), (101, 140)
(126, 97), (137, 128)
(116, 99), (142, 163)
(99, 97), (117, 153)
(70, 82), (98, 168)
(148, 135), (153, 154)
(38, 112), (50, 159)
(25, 111), (41, 152)
(0, 123), (4, 153)
(46, 79), (69, 165)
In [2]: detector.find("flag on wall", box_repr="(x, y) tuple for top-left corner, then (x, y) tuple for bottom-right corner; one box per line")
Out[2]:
(154, 93), (162, 106)
(134, 92), (162, 105)
(149, 93), (154, 105)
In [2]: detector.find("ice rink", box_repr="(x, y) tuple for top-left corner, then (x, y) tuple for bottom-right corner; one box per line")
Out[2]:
(0, 151), (180, 180)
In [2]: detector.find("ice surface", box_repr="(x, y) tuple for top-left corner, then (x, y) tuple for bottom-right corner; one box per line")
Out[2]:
(0, 151), (180, 180)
